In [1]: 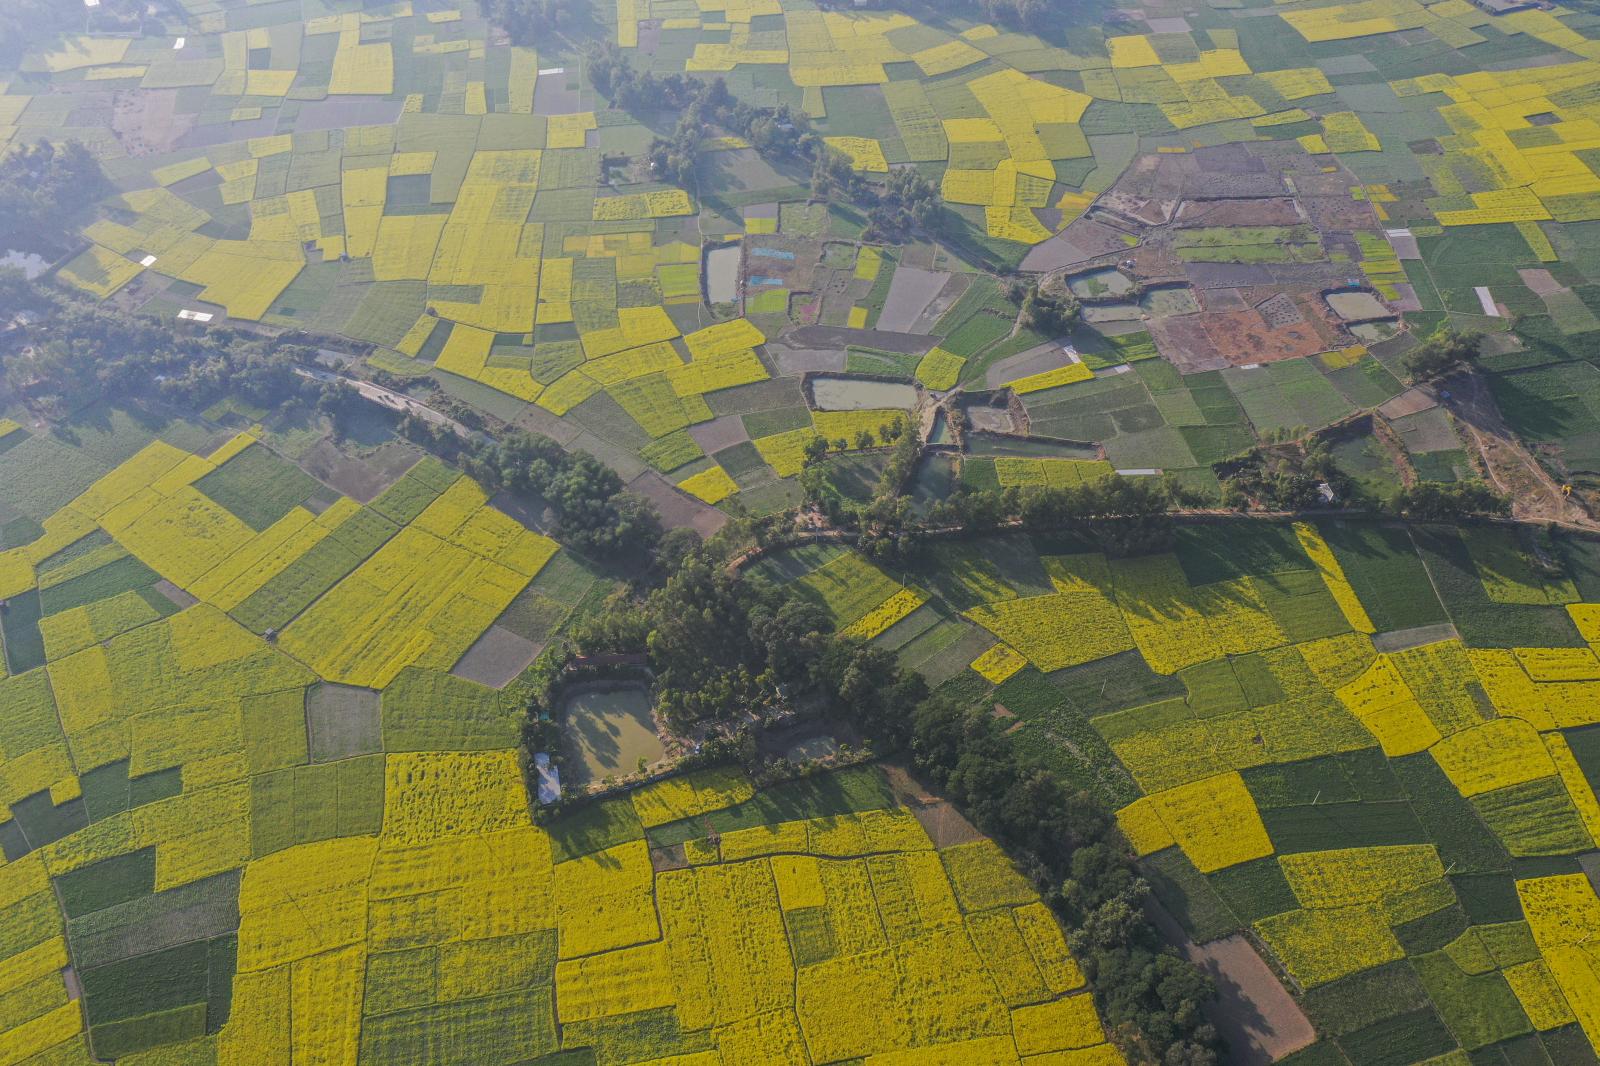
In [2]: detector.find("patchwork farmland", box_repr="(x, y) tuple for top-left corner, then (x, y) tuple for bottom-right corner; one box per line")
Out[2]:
(17, 0), (1600, 513)
(761, 520), (1600, 1064)
(6, 0), (1600, 1061)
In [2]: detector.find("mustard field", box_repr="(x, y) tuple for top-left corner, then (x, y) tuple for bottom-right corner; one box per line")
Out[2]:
(761, 519), (1600, 1064)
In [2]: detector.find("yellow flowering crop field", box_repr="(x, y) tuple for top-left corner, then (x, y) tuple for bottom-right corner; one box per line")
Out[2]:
(0, 421), (1125, 1066)
(761, 517), (1600, 1061)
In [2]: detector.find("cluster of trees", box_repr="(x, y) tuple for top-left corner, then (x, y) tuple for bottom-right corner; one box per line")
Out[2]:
(0, 272), (312, 411)
(1402, 326), (1482, 381)
(585, 48), (811, 186)
(1007, 278), (1082, 336)
(586, 43), (701, 114)
(813, 155), (942, 241)
(404, 427), (664, 561)
(925, 474), (1178, 554)
(1390, 479), (1510, 520)
(563, 511), (1218, 1062)
(484, 0), (589, 44)
(798, 418), (922, 558)
(0, 141), (111, 256)
(907, 695), (1219, 1063)
(1219, 436), (1346, 511)
(646, 78), (811, 186)
(570, 551), (832, 730)
(588, 47), (941, 237)
(0, 0), (147, 64)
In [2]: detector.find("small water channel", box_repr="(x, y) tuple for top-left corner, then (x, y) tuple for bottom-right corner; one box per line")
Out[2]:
(965, 433), (1100, 460)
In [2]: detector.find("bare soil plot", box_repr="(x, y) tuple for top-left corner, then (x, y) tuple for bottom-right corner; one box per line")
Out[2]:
(1174, 198), (1302, 228)
(1519, 268), (1563, 296)
(292, 98), (404, 131)
(627, 469), (729, 537)
(787, 325), (933, 354)
(1145, 902), (1314, 1066)
(687, 414), (750, 452)
(112, 88), (193, 157)
(296, 439), (422, 503)
(650, 843), (690, 872)
(511, 403), (585, 446)
(910, 799), (984, 848)
(1149, 314), (1226, 372)
(742, 237), (820, 294)
(306, 683), (382, 763)
(1378, 387), (1439, 421)
(1191, 934), (1317, 1065)
(1021, 221), (1132, 273)
(1197, 299), (1343, 365)
(909, 273), (974, 334)
(876, 267), (951, 333)
(450, 624), (540, 689)
(534, 71), (582, 116)
(985, 342), (1073, 389)
(1371, 622), (1460, 652)
(772, 346), (847, 375)
(152, 580), (197, 610)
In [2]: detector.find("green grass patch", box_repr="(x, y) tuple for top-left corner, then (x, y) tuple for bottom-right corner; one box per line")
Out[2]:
(380, 667), (524, 752)
(56, 848), (156, 919)
(1317, 521), (1448, 632)
(194, 443), (321, 532)
(639, 430), (704, 474)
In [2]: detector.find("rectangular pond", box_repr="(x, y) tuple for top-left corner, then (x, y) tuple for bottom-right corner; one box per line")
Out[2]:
(706, 246), (741, 305)
(810, 375), (918, 411)
(562, 685), (665, 787)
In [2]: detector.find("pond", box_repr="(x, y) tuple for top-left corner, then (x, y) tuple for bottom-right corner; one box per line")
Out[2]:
(810, 375), (918, 411)
(926, 411), (949, 444)
(1082, 303), (1141, 324)
(1141, 285), (1201, 316)
(964, 405), (1014, 433)
(1349, 320), (1400, 342)
(706, 245), (741, 305)
(562, 684), (665, 787)
(1067, 267), (1135, 299)
(1325, 290), (1392, 322)
(786, 735), (839, 762)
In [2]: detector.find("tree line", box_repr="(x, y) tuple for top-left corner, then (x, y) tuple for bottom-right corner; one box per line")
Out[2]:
(560, 506), (1221, 1064)
(0, 269), (312, 411)
(585, 45), (943, 243)
(484, 0), (590, 44)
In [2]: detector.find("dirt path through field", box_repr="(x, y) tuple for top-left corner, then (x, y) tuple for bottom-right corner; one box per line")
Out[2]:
(1439, 370), (1594, 528)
